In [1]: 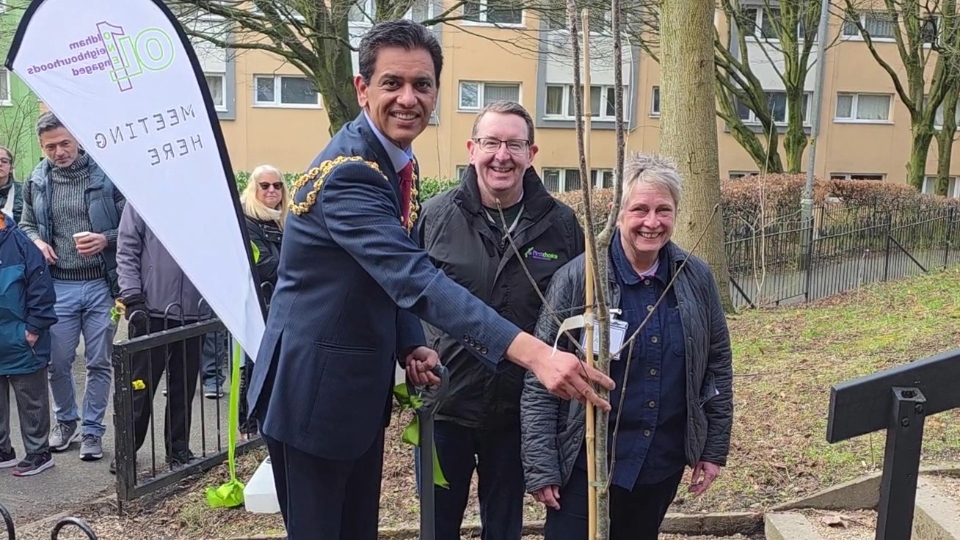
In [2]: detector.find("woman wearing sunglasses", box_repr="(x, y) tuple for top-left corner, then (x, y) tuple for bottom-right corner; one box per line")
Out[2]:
(236, 164), (289, 439)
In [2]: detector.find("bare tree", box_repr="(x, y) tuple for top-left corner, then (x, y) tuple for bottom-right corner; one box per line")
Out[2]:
(659, 0), (734, 312)
(842, 0), (960, 190)
(629, 0), (833, 175)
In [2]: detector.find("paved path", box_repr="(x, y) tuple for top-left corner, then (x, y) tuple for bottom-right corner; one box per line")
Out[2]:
(0, 325), (231, 526)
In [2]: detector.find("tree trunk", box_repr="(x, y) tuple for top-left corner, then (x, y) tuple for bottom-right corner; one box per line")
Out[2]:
(906, 125), (935, 191)
(935, 86), (958, 196)
(315, 28), (362, 136)
(660, 0), (734, 312)
(783, 86), (808, 173)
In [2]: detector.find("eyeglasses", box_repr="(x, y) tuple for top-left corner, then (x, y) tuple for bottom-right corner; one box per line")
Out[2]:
(473, 137), (530, 155)
(259, 182), (284, 191)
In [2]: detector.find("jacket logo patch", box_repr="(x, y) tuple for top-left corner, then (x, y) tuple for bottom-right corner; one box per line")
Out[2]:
(524, 247), (558, 261)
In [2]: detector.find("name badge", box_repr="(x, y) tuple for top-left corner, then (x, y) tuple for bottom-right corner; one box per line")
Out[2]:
(579, 317), (629, 361)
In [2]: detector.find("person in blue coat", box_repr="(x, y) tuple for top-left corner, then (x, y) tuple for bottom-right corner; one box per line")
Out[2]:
(0, 213), (58, 477)
(245, 18), (614, 540)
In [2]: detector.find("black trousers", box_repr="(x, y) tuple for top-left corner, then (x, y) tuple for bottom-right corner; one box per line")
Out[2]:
(263, 430), (385, 540)
(416, 421), (524, 540)
(544, 466), (685, 540)
(130, 317), (202, 456)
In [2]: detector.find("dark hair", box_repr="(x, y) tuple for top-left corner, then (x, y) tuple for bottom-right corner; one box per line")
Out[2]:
(358, 19), (443, 84)
(0, 145), (13, 166)
(37, 110), (66, 137)
(472, 101), (537, 145)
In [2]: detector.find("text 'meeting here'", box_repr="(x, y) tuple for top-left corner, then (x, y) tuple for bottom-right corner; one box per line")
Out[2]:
(94, 104), (206, 167)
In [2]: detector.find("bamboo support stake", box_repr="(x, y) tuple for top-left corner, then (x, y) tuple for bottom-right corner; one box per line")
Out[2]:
(581, 8), (598, 540)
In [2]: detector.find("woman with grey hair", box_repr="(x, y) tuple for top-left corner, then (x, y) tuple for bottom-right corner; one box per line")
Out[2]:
(520, 152), (733, 539)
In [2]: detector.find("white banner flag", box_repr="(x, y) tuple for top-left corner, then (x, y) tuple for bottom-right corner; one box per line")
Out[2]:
(5, 0), (267, 359)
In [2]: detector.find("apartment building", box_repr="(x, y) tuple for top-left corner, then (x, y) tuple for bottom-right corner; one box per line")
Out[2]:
(187, 1), (960, 198)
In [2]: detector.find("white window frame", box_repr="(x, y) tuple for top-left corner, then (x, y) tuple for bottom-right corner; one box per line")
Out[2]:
(543, 83), (629, 122)
(461, 0), (525, 28)
(829, 173), (885, 181)
(204, 73), (227, 112)
(841, 11), (897, 43)
(253, 75), (322, 109)
(544, 4), (611, 35)
(924, 96), (960, 129)
(592, 169), (614, 188)
(458, 81), (522, 111)
(834, 92), (892, 124)
(736, 91), (811, 126)
(541, 168), (585, 193)
(349, 0), (434, 26)
(455, 165), (468, 178)
(651, 86), (660, 117)
(740, 6), (812, 42)
(0, 67), (10, 107)
(922, 175), (960, 197)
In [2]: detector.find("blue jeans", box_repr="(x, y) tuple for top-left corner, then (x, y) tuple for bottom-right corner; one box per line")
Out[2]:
(201, 330), (228, 391)
(47, 279), (115, 437)
(414, 421), (524, 540)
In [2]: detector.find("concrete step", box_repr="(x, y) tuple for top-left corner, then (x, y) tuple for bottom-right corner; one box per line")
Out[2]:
(766, 510), (877, 540)
(914, 475), (960, 540)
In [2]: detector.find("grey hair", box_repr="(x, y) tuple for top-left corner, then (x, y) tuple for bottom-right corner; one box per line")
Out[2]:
(620, 152), (683, 210)
(36, 111), (65, 137)
(471, 100), (536, 145)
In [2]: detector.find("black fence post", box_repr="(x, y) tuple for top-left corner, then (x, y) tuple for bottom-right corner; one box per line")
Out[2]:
(945, 207), (955, 269)
(876, 387), (926, 540)
(883, 214), (893, 282)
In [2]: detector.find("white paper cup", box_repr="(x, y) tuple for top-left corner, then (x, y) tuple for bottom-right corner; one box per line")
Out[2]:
(73, 231), (91, 245)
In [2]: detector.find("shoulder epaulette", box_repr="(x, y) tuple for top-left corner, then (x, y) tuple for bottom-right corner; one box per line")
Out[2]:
(288, 156), (387, 216)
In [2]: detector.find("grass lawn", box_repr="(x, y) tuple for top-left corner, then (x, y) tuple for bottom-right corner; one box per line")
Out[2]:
(24, 267), (960, 539)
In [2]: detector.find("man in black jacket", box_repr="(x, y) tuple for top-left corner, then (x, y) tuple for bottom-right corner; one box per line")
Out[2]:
(416, 101), (585, 539)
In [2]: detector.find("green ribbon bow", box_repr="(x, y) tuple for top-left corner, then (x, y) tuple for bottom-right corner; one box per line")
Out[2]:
(205, 339), (246, 508)
(393, 383), (449, 489)
(206, 241), (260, 508)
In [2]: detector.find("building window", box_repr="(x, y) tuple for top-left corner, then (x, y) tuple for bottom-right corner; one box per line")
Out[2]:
(187, 18), (229, 113)
(456, 165), (468, 178)
(842, 11), (896, 40)
(544, 84), (627, 121)
(459, 82), (521, 111)
(593, 169), (614, 188)
(0, 68), (10, 106)
(739, 7), (812, 41)
(729, 171), (760, 180)
(923, 176), (959, 197)
(254, 75), (321, 108)
(544, 1), (610, 33)
(541, 168), (584, 193)
(835, 93), (891, 123)
(735, 91), (810, 125)
(204, 74), (226, 111)
(830, 173), (885, 181)
(651, 86), (660, 117)
(463, 0), (523, 25)
(350, 0), (431, 25)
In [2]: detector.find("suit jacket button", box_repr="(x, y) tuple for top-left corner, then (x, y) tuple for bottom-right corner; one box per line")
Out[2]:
(479, 346), (488, 354)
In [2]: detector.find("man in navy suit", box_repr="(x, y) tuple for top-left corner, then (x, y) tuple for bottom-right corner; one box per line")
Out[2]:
(246, 19), (615, 540)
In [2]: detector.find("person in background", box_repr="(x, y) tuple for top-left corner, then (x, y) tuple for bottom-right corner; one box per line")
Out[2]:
(0, 211), (58, 477)
(416, 100), (584, 540)
(0, 146), (23, 222)
(113, 204), (211, 473)
(521, 152), (734, 540)
(236, 164), (288, 438)
(19, 111), (125, 462)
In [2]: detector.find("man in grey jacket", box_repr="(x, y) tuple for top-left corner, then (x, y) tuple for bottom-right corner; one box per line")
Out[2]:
(115, 204), (211, 472)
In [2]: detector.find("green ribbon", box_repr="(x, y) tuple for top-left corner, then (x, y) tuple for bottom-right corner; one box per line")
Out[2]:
(206, 241), (259, 508)
(205, 339), (246, 508)
(393, 383), (449, 489)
